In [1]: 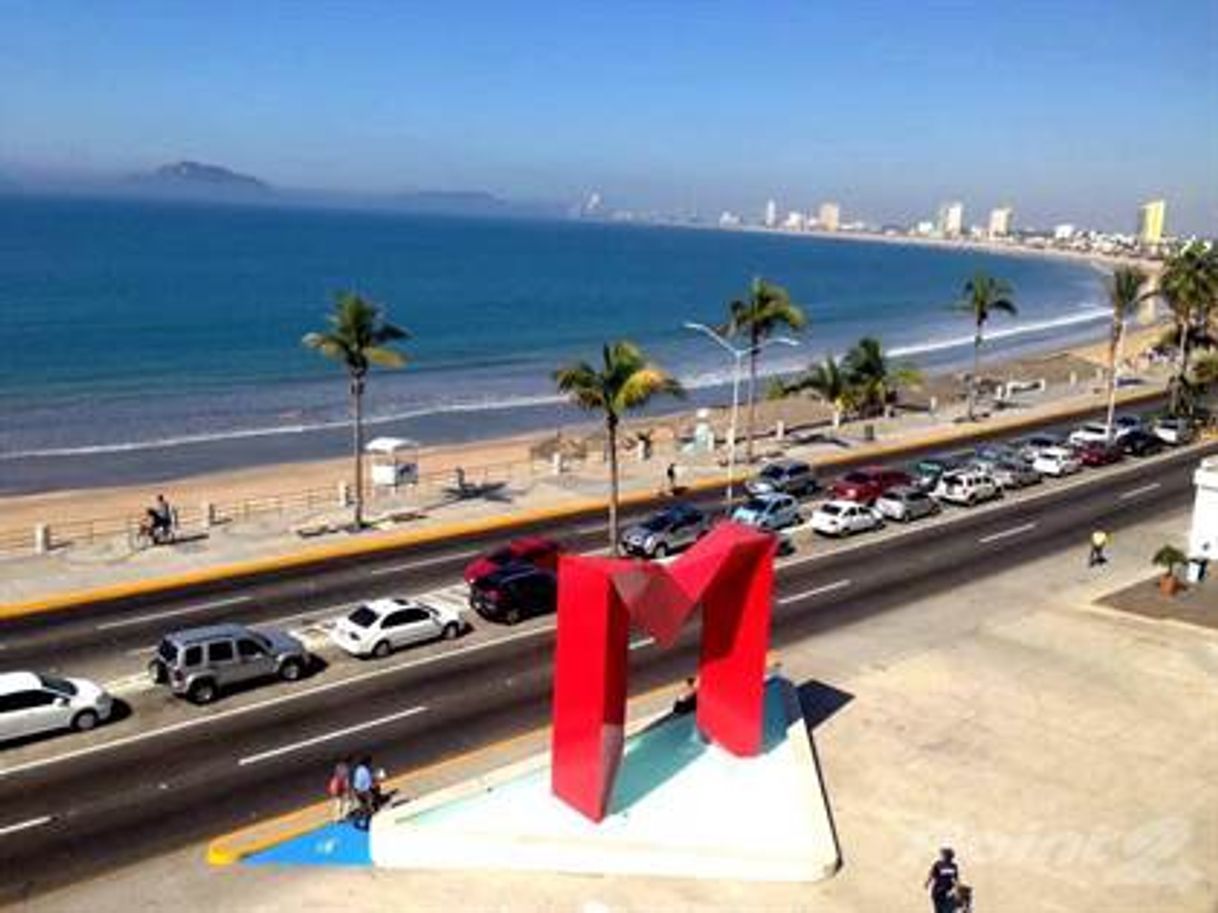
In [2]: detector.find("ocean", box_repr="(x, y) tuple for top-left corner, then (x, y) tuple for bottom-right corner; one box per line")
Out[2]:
(0, 194), (1110, 493)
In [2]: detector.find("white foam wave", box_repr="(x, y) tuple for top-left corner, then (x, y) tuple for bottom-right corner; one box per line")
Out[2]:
(888, 306), (1108, 358)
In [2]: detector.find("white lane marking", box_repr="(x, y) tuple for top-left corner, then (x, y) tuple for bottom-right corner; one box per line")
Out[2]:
(0, 624), (553, 780)
(575, 522), (608, 535)
(0, 816), (52, 837)
(237, 705), (427, 766)
(95, 596), (251, 631)
(978, 522), (1038, 544)
(777, 579), (852, 605)
(629, 636), (655, 651)
(369, 548), (481, 576)
(1120, 482), (1162, 500)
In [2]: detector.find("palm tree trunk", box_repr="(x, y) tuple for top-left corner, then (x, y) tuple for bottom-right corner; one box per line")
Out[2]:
(745, 336), (758, 464)
(968, 323), (982, 421)
(607, 413), (620, 556)
(1174, 319), (1192, 415)
(350, 375), (365, 529)
(1104, 319), (1123, 440)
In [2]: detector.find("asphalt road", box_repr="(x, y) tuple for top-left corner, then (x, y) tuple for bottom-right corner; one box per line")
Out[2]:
(0, 431), (1208, 904)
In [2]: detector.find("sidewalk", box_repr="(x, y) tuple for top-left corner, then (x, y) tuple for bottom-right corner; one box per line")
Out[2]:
(20, 508), (1217, 912)
(0, 374), (1169, 609)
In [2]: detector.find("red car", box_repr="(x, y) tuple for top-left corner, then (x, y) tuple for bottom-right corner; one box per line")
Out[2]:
(463, 536), (563, 585)
(1076, 440), (1124, 467)
(830, 466), (914, 504)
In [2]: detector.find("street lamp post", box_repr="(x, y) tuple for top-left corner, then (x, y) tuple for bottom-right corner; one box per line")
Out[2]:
(683, 322), (799, 507)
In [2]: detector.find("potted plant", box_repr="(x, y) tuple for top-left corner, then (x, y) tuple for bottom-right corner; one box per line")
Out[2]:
(1152, 544), (1187, 596)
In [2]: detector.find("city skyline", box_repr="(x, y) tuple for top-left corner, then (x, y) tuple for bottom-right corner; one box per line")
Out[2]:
(1, 1), (1215, 233)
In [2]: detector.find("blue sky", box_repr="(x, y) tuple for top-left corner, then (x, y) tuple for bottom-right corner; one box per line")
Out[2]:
(1, 1), (1215, 232)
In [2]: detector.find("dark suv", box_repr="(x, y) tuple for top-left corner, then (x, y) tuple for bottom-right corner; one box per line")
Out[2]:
(469, 565), (557, 625)
(745, 459), (819, 497)
(148, 623), (311, 704)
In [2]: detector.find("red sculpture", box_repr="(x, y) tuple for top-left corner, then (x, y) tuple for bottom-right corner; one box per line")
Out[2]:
(550, 522), (776, 821)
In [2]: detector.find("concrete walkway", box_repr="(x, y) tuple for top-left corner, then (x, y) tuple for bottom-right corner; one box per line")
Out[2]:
(21, 508), (1217, 912)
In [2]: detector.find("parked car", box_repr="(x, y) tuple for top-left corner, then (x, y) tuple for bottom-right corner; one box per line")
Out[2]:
(811, 499), (884, 537)
(910, 453), (972, 493)
(0, 672), (113, 741)
(330, 597), (465, 659)
(469, 564), (557, 625)
(148, 624), (311, 704)
(463, 536), (562, 586)
(731, 493), (802, 531)
(974, 443), (1025, 465)
(1067, 422), (1114, 447)
(1032, 445), (1082, 477)
(1015, 433), (1066, 463)
(620, 503), (710, 558)
(934, 470), (1002, 506)
(1076, 440), (1124, 467)
(1120, 428), (1166, 457)
(975, 458), (1041, 489)
(830, 466), (914, 504)
(1152, 417), (1195, 446)
(874, 486), (941, 522)
(746, 458), (819, 497)
(1112, 415), (1145, 439)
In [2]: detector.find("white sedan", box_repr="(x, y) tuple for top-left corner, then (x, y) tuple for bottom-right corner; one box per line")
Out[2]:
(1032, 446), (1082, 477)
(330, 597), (466, 659)
(811, 500), (884, 537)
(1067, 422), (1112, 447)
(0, 671), (114, 742)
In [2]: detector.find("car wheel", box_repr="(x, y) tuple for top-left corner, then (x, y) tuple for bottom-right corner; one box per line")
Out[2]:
(147, 660), (166, 685)
(442, 623), (459, 641)
(371, 640), (391, 660)
(280, 658), (305, 681)
(505, 608), (522, 625)
(189, 679), (217, 705)
(71, 709), (99, 732)
(652, 543), (668, 559)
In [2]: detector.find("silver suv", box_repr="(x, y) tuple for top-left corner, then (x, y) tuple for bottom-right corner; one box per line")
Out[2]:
(148, 623), (310, 704)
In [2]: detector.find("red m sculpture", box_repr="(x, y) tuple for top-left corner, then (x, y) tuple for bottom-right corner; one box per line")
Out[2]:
(550, 522), (776, 822)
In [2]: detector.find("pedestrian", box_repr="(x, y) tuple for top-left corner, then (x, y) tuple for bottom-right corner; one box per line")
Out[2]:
(1088, 529), (1110, 567)
(672, 676), (698, 715)
(327, 757), (352, 822)
(351, 755), (376, 828)
(924, 847), (961, 913)
(666, 462), (678, 494)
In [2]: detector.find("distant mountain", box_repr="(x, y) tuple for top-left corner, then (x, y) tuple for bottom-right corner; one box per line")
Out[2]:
(129, 161), (271, 198)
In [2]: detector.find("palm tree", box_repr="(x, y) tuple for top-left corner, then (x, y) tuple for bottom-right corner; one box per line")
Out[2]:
(1160, 242), (1218, 415)
(1102, 266), (1149, 440)
(554, 341), (684, 554)
(303, 292), (409, 529)
(952, 272), (1017, 421)
(842, 336), (923, 417)
(722, 277), (807, 463)
(783, 355), (853, 428)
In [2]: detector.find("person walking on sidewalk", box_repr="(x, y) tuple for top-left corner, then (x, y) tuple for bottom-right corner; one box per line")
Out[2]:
(924, 847), (961, 913)
(1088, 529), (1110, 567)
(666, 462), (678, 494)
(328, 757), (352, 822)
(351, 756), (377, 829)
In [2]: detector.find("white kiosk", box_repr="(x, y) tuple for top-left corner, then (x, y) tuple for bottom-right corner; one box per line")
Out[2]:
(366, 437), (419, 489)
(1186, 456), (1218, 581)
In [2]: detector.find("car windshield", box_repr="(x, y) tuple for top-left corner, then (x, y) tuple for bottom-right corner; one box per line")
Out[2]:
(348, 606), (379, 628)
(741, 499), (768, 513)
(641, 512), (677, 531)
(760, 465), (783, 479)
(37, 674), (77, 696)
(843, 472), (871, 483)
(820, 504), (843, 515)
(487, 547), (513, 564)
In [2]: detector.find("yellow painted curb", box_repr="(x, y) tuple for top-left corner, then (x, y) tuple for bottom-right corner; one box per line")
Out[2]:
(205, 680), (677, 865)
(1, 385), (1166, 622)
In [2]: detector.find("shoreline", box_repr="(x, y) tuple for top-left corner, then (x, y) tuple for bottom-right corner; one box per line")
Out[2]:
(0, 321), (1167, 536)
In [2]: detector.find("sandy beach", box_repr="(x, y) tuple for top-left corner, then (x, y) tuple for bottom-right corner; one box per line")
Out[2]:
(0, 318), (1169, 541)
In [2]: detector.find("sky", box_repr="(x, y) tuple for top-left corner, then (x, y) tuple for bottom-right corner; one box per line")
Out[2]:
(1, 0), (1215, 233)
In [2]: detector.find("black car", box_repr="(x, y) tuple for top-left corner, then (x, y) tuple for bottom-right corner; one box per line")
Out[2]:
(469, 564), (557, 624)
(1120, 429), (1166, 457)
(620, 504), (710, 558)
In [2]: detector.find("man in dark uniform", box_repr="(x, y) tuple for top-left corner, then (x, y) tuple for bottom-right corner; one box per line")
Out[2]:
(924, 846), (960, 912)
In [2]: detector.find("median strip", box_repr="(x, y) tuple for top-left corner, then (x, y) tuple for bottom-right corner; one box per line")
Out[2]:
(978, 522), (1038, 544)
(238, 705), (427, 766)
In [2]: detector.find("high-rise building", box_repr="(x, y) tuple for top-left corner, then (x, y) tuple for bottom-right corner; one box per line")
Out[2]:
(818, 202), (841, 232)
(764, 199), (778, 228)
(987, 206), (1013, 238)
(1139, 199), (1166, 245)
(937, 201), (964, 237)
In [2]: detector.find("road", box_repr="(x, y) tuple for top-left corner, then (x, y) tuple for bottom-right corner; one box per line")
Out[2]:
(0, 428), (1207, 903)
